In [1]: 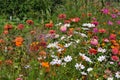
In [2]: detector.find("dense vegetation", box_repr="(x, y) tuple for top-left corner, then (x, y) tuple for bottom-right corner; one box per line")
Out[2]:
(0, 0), (120, 80)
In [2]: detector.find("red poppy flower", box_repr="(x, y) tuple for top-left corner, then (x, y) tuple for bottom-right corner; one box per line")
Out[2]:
(89, 48), (97, 55)
(45, 23), (54, 28)
(58, 14), (66, 19)
(26, 20), (34, 25)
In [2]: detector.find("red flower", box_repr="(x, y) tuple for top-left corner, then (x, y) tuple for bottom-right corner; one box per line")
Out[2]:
(111, 56), (119, 61)
(45, 23), (54, 28)
(99, 29), (106, 33)
(17, 24), (24, 30)
(112, 48), (119, 55)
(26, 20), (34, 25)
(109, 34), (116, 40)
(58, 14), (66, 19)
(64, 20), (71, 24)
(89, 48), (97, 55)
(49, 30), (56, 34)
(70, 17), (80, 22)
(4, 24), (13, 30)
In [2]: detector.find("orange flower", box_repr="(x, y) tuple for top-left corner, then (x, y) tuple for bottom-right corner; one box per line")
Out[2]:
(45, 23), (54, 28)
(41, 62), (49, 68)
(14, 37), (24, 47)
(0, 39), (4, 44)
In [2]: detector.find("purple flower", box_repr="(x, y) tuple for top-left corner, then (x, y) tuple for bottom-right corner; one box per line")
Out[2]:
(117, 12), (120, 16)
(108, 21), (113, 25)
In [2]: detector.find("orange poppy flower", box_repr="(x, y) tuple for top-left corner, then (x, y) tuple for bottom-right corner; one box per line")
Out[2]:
(41, 62), (49, 68)
(14, 37), (24, 47)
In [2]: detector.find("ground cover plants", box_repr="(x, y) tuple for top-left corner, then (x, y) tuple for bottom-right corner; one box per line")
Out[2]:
(0, 0), (120, 80)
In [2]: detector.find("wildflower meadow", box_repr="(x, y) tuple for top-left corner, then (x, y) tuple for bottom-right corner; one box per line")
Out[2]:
(0, 0), (120, 80)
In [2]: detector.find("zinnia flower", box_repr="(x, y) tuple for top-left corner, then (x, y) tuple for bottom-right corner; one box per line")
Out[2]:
(60, 26), (67, 32)
(90, 39), (98, 46)
(14, 36), (24, 47)
(111, 56), (119, 61)
(45, 23), (54, 28)
(17, 24), (24, 30)
(26, 20), (34, 25)
(109, 34), (116, 40)
(58, 14), (66, 19)
(112, 48), (119, 55)
(89, 48), (97, 55)
(41, 62), (50, 68)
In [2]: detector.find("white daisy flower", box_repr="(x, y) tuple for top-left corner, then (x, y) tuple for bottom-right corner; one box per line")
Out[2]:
(115, 72), (120, 78)
(50, 58), (62, 65)
(97, 55), (106, 62)
(64, 55), (72, 62)
(79, 53), (92, 63)
(98, 47), (106, 53)
(75, 63), (85, 70)
(87, 67), (93, 72)
(107, 77), (114, 80)
(81, 72), (87, 75)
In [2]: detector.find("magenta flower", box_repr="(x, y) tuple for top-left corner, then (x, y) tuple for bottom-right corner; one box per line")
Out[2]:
(111, 14), (117, 18)
(117, 20), (120, 25)
(101, 8), (109, 14)
(108, 21), (113, 25)
(91, 21), (99, 26)
(93, 28), (98, 33)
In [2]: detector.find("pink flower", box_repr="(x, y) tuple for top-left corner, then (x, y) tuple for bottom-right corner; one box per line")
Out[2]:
(111, 14), (117, 18)
(117, 20), (120, 25)
(60, 26), (67, 32)
(109, 34), (116, 40)
(112, 48), (119, 55)
(90, 39), (98, 46)
(103, 38), (109, 42)
(16, 78), (23, 80)
(101, 8), (109, 14)
(108, 21), (113, 25)
(111, 56), (119, 61)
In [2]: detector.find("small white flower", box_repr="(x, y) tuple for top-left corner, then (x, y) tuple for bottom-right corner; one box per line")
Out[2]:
(50, 58), (62, 65)
(55, 22), (62, 26)
(107, 77), (114, 80)
(47, 42), (59, 48)
(82, 23), (95, 28)
(64, 42), (72, 47)
(61, 36), (66, 40)
(64, 55), (72, 62)
(75, 63), (85, 70)
(64, 23), (70, 27)
(79, 53), (92, 63)
(75, 39), (80, 43)
(79, 33), (88, 37)
(98, 47), (106, 53)
(24, 65), (30, 69)
(109, 62), (114, 64)
(87, 68), (93, 72)
(115, 72), (120, 78)
(81, 72), (87, 75)
(82, 28), (90, 30)
(97, 55), (106, 62)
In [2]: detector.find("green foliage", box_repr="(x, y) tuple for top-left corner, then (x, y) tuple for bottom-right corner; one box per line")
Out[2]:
(0, 0), (63, 19)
